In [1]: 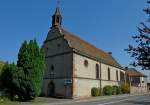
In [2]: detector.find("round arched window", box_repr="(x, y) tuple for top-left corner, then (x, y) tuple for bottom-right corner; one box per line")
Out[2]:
(84, 60), (88, 67)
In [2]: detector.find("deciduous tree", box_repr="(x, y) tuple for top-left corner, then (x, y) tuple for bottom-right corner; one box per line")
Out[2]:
(0, 63), (18, 99)
(126, 1), (150, 70)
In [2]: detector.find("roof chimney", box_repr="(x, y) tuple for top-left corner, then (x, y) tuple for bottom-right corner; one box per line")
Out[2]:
(125, 67), (128, 70)
(108, 52), (112, 55)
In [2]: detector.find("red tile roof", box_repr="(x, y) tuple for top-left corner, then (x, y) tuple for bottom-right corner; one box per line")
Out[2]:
(126, 68), (147, 77)
(62, 29), (122, 69)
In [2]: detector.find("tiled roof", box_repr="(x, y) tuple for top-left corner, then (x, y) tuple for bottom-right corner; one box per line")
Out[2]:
(126, 68), (147, 77)
(62, 29), (123, 69)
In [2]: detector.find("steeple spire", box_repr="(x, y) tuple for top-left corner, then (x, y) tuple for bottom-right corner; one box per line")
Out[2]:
(51, 0), (62, 28)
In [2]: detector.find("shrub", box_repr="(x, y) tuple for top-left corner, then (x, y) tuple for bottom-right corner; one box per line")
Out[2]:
(91, 87), (99, 97)
(91, 87), (102, 96)
(121, 83), (130, 94)
(112, 86), (118, 95)
(116, 86), (122, 94)
(103, 85), (112, 95)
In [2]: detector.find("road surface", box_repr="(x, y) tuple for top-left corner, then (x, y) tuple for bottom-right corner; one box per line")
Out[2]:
(59, 93), (150, 105)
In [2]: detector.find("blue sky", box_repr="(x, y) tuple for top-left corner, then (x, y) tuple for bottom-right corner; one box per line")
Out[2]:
(0, 0), (150, 80)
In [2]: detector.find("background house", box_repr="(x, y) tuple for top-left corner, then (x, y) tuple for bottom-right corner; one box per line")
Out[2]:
(125, 68), (147, 94)
(147, 83), (150, 92)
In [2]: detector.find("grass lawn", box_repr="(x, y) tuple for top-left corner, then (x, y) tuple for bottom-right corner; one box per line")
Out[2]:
(0, 100), (20, 105)
(0, 97), (50, 105)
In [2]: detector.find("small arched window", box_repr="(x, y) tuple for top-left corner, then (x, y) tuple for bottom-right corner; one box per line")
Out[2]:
(84, 60), (88, 67)
(51, 65), (54, 71)
(108, 67), (110, 80)
(116, 70), (118, 81)
(96, 64), (99, 79)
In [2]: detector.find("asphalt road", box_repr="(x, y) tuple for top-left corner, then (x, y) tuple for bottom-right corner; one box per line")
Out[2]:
(61, 93), (150, 105)
(5, 93), (149, 105)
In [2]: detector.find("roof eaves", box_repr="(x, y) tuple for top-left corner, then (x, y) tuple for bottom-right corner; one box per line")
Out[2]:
(73, 48), (123, 69)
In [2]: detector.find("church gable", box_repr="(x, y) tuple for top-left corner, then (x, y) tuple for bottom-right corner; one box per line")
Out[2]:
(45, 28), (63, 42)
(43, 33), (72, 57)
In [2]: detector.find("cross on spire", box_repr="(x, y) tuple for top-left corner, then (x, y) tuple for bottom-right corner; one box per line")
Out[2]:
(57, 0), (60, 8)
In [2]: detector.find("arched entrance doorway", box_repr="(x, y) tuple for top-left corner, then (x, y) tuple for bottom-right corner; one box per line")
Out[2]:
(47, 81), (55, 97)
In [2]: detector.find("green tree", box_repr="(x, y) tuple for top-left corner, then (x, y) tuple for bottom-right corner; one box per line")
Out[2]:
(0, 63), (18, 99)
(16, 39), (45, 101)
(0, 61), (5, 73)
(125, 1), (150, 70)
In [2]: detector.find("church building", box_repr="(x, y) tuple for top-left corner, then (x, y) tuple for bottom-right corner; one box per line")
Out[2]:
(42, 7), (126, 99)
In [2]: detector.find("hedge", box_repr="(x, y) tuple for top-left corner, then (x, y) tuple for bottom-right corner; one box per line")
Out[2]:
(91, 84), (129, 97)
(103, 85), (112, 95)
(112, 86), (117, 95)
(116, 86), (122, 94)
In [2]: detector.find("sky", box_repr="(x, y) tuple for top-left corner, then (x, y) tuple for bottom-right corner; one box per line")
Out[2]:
(0, 0), (150, 80)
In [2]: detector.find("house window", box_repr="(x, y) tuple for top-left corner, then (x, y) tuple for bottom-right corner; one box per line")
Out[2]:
(108, 68), (110, 80)
(142, 81), (144, 83)
(116, 70), (118, 81)
(96, 64), (99, 79)
(84, 60), (88, 67)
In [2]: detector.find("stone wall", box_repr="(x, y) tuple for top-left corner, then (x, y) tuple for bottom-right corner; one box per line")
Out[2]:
(130, 77), (147, 94)
(130, 86), (147, 94)
(42, 28), (73, 98)
(73, 78), (100, 98)
(73, 53), (125, 98)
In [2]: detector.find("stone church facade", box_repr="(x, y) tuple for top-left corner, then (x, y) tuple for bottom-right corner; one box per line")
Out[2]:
(42, 7), (126, 99)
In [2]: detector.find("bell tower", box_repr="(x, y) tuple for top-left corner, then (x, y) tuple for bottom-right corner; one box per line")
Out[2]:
(51, 3), (62, 28)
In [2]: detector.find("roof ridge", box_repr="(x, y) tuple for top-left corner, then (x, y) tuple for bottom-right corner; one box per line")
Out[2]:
(127, 68), (147, 77)
(61, 28), (122, 69)
(62, 29), (109, 55)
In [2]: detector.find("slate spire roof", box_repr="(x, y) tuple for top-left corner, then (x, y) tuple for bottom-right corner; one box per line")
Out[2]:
(51, 6), (62, 28)
(54, 7), (61, 15)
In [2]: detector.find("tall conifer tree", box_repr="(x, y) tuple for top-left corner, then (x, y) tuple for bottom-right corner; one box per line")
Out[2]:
(16, 39), (45, 101)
